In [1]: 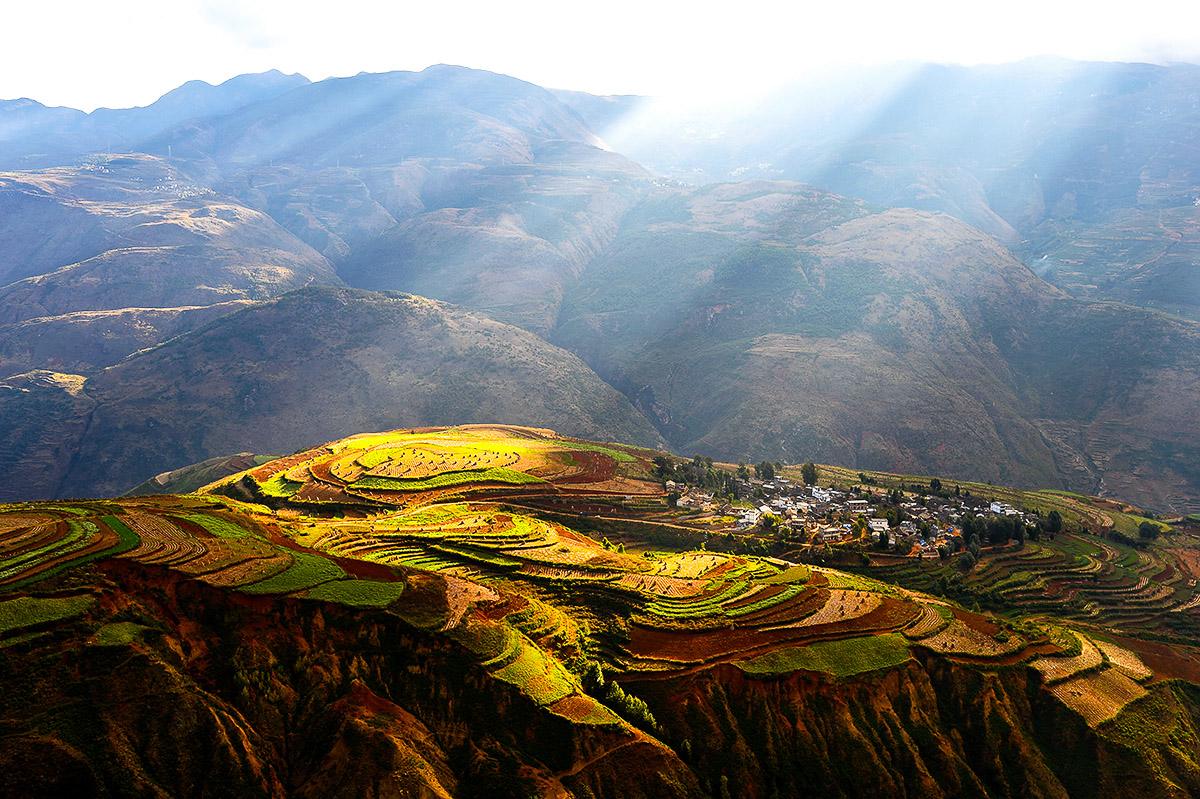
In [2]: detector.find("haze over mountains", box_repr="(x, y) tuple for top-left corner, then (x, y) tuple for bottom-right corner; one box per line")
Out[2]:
(0, 60), (1197, 511)
(578, 59), (1200, 319)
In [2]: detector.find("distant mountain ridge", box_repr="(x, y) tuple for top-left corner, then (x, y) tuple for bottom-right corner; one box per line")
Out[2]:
(0, 61), (1197, 510)
(0, 70), (309, 169)
(555, 59), (1200, 320)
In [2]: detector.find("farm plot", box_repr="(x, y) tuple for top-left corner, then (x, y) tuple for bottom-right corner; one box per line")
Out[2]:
(736, 633), (912, 677)
(0, 594), (95, 635)
(0, 515), (138, 589)
(240, 551), (345, 595)
(1094, 640), (1153, 682)
(1030, 631), (1103, 683)
(903, 603), (953, 640)
(200, 551), (294, 589)
(227, 425), (659, 511)
(1048, 668), (1148, 727)
(648, 552), (727, 579)
(451, 617), (579, 707)
(916, 619), (1026, 659)
(358, 444), (521, 479)
(302, 579), (407, 608)
(312, 506), (636, 577)
(350, 468), (544, 492)
(616, 572), (707, 597)
(0, 514), (63, 537)
(117, 512), (207, 567)
(726, 585), (806, 618)
(490, 634), (576, 705)
(0, 521), (63, 560)
(646, 580), (752, 619)
(774, 590), (882, 629)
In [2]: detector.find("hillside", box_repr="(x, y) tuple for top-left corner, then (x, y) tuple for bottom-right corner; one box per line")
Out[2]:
(124, 451), (276, 496)
(1024, 206), (1200, 321)
(552, 183), (1200, 513)
(0, 154), (339, 377)
(335, 142), (652, 332)
(0, 425), (1197, 797)
(564, 59), (1200, 318)
(0, 288), (662, 500)
(0, 301), (253, 376)
(0, 63), (1198, 510)
(0, 154), (337, 305)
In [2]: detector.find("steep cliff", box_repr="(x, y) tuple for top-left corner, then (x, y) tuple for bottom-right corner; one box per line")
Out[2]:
(0, 563), (697, 799)
(627, 658), (1200, 799)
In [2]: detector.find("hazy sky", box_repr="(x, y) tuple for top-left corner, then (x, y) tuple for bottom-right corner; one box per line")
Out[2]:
(6, 0), (1200, 110)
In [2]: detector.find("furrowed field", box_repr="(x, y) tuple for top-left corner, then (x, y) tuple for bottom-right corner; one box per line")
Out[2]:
(1, 424), (1196, 739)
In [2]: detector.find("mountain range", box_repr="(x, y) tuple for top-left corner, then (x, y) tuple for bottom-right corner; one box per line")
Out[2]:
(0, 60), (1197, 511)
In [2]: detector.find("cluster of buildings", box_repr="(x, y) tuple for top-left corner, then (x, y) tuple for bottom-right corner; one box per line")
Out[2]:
(669, 475), (1035, 558)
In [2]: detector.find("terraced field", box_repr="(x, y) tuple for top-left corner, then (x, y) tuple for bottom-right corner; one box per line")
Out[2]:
(219, 424), (657, 510)
(1, 424), (1196, 737)
(852, 527), (1200, 642)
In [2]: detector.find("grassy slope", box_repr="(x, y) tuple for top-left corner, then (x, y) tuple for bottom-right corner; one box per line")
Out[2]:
(4, 287), (664, 499)
(554, 186), (1200, 514)
(736, 634), (913, 677)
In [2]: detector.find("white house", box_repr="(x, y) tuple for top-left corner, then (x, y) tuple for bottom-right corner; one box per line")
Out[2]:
(867, 518), (891, 535)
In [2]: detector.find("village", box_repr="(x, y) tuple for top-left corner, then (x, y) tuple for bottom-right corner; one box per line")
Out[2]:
(665, 468), (1037, 560)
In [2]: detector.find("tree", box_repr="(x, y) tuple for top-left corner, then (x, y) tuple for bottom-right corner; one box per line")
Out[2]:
(1046, 510), (1063, 535)
(930, 478), (942, 493)
(957, 552), (977, 572)
(736, 462), (750, 481)
(755, 461), (775, 480)
(801, 461), (818, 486)
(1138, 521), (1161, 541)
(652, 455), (675, 481)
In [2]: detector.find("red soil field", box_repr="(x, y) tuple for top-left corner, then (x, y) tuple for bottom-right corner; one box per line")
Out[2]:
(1111, 634), (1200, 684)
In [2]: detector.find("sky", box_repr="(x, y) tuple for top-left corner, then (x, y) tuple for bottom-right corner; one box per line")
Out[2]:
(6, 0), (1200, 111)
